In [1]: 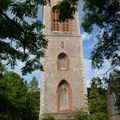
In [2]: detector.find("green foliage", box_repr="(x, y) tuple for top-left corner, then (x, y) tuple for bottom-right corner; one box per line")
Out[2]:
(90, 113), (108, 120)
(73, 109), (90, 120)
(82, 0), (120, 113)
(0, 71), (40, 120)
(0, 0), (79, 74)
(82, 0), (120, 70)
(55, 0), (78, 22)
(29, 76), (39, 92)
(41, 114), (55, 120)
(0, 71), (28, 119)
(25, 90), (40, 120)
(0, 0), (48, 75)
(26, 76), (40, 120)
(88, 78), (108, 120)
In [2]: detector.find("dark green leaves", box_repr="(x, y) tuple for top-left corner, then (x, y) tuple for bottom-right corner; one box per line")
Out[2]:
(88, 79), (108, 120)
(0, 0), (11, 11)
(0, 71), (40, 120)
(73, 109), (89, 120)
(82, 0), (120, 70)
(55, 0), (78, 22)
(0, 0), (48, 75)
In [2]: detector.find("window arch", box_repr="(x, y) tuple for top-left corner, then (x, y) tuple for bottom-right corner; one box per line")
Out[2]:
(57, 53), (69, 70)
(51, 9), (59, 31)
(62, 20), (69, 31)
(108, 90), (120, 114)
(51, 7), (70, 32)
(57, 80), (72, 111)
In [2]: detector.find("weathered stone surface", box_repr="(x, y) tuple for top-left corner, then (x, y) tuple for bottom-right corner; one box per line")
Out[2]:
(40, 0), (88, 119)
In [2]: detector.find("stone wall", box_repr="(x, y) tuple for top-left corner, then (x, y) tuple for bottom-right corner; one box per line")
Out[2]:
(40, 0), (88, 119)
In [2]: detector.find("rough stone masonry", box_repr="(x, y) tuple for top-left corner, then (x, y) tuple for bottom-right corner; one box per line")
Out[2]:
(40, 0), (88, 119)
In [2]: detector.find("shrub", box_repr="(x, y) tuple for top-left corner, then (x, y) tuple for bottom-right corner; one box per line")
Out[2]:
(73, 109), (90, 120)
(41, 114), (55, 120)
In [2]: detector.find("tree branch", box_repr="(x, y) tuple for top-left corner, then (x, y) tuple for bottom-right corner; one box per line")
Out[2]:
(0, 10), (26, 34)
(100, 64), (119, 78)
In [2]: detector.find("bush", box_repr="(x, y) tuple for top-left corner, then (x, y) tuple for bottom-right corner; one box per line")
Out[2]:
(41, 114), (55, 120)
(73, 109), (90, 120)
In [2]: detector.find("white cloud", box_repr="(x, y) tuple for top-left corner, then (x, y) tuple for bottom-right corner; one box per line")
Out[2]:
(84, 59), (93, 86)
(84, 59), (111, 87)
(81, 32), (92, 41)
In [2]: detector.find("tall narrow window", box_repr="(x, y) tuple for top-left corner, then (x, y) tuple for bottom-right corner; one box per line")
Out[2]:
(57, 53), (68, 70)
(51, 10), (59, 31)
(110, 92), (119, 114)
(57, 80), (71, 111)
(60, 84), (67, 107)
(62, 20), (69, 31)
(51, 7), (70, 32)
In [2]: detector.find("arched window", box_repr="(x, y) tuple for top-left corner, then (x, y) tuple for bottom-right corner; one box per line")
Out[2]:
(57, 80), (71, 111)
(57, 53), (68, 70)
(51, 7), (70, 32)
(51, 9), (59, 31)
(110, 92), (119, 114)
(62, 20), (69, 31)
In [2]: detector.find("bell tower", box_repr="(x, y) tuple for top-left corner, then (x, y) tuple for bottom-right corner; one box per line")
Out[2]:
(40, 0), (87, 119)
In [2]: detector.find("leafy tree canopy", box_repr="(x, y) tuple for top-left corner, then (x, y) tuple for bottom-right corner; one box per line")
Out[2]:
(82, 0), (120, 71)
(0, 71), (28, 119)
(0, 0), (80, 75)
(88, 78), (108, 120)
(55, 0), (78, 22)
(81, 0), (120, 111)
(0, 71), (40, 120)
(0, 0), (48, 75)
(29, 76), (39, 92)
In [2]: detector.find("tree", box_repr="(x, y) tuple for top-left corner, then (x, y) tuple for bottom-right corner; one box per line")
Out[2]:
(29, 76), (39, 92)
(0, 71), (40, 120)
(0, 0), (48, 75)
(88, 78), (108, 120)
(0, 0), (80, 75)
(26, 76), (40, 120)
(82, 0), (120, 71)
(0, 71), (28, 119)
(81, 0), (120, 111)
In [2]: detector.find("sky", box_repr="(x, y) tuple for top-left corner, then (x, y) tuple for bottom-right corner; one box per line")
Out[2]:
(6, 0), (110, 86)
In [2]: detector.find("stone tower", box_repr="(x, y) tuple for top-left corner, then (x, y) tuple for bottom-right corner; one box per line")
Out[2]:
(40, 0), (87, 119)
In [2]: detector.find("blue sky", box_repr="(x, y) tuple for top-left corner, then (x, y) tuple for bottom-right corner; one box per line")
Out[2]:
(7, 0), (110, 86)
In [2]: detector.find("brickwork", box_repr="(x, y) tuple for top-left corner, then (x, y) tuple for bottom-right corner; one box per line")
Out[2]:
(40, 0), (87, 119)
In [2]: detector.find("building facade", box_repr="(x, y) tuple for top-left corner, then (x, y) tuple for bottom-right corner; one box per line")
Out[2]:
(40, 0), (87, 119)
(108, 90), (120, 120)
(108, 72), (120, 120)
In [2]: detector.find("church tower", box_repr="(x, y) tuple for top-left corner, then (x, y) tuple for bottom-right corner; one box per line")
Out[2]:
(40, 0), (87, 119)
